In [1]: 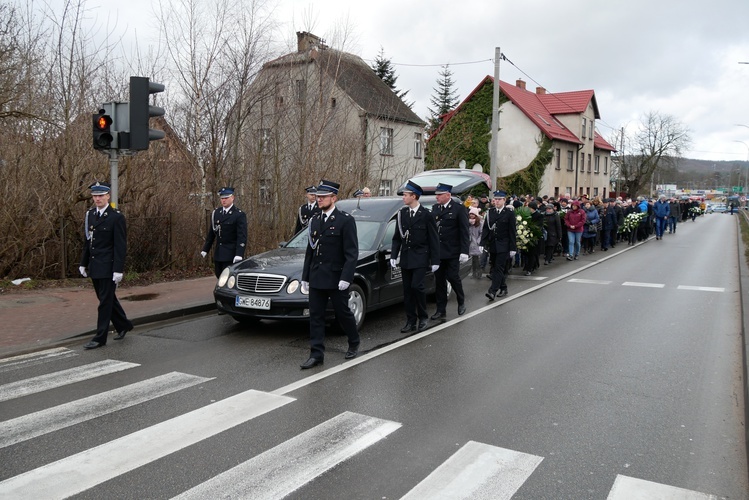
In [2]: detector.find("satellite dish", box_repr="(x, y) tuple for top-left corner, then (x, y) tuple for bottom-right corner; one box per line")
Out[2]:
(472, 163), (482, 172)
(458, 160), (466, 169)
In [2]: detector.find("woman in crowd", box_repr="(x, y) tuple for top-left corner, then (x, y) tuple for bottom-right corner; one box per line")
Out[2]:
(564, 200), (586, 260)
(582, 201), (600, 255)
(467, 207), (484, 278)
(543, 203), (562, 265)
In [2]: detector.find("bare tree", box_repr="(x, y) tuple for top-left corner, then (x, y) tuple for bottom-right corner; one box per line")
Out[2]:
(612, 111), (691, 197)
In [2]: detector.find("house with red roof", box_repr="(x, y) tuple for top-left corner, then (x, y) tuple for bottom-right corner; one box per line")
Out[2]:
(429, 76), (616, 199)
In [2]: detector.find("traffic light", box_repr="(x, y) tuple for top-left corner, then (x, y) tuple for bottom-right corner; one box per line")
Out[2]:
(92, 110), (113, 150)
(129, 76), (165, 151)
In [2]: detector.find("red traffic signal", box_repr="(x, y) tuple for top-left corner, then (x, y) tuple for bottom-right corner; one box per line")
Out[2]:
(92, 110), (113, 150)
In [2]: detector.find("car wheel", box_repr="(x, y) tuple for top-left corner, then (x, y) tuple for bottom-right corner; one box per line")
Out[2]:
(347, 284), (367, 331)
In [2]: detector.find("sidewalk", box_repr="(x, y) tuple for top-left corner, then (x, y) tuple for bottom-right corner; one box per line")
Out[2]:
(0, 277), (217, 358)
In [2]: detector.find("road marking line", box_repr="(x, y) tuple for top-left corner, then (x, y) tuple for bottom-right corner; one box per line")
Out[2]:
(677, 285), (725, 292)
(0, 389), (294, 499)
(172, 411), (401, 500)
(0, 360), (139, 402)
(507, 275), (547, 281)
(0, 372), (213, 449)
(0, 348), (77, 374)
(400, 441), (543, 500)
(607, 474), (717, 499)
(622, 281), (665, 288)
(568, 278), (612, 285)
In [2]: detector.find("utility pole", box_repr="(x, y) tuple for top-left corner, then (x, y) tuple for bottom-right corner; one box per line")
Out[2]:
(490, 47), (501, 189)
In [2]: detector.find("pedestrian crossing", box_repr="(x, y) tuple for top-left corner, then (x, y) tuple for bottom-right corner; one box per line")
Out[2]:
(0, 348), (721, 499)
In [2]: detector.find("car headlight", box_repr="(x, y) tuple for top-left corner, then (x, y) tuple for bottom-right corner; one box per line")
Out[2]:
(217, 267), (231, 287)
(227, 276), (236, 288)
(287, 280), (299, 294)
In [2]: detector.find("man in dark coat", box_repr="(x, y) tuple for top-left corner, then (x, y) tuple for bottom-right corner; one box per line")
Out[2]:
(430, 183), (470, 321)
(79, 182), (134, 349)
(300, 180), (360, 369)
(601, 198), (617, 250)
(294, 185), (321, 234)
(391, 180), (440, 333)
(481, 190), (517, 300)
(201, 187), (248, 278)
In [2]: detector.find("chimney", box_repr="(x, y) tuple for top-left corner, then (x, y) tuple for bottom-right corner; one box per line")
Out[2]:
(536, 86), (546, 95)
(516, 79), (526, 90)
(296, 32), (326, 52)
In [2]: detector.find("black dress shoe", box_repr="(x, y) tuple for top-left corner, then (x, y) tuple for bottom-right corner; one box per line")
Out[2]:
(400, 323), (417, 333)
(113, 329), (130, 340)
(83, 341), (104, 350)
(430, 312), (446, 321)
(498, 289), (509, 297)
(485, 290), (496, 301)
(457, 304), (467, 316)
(417, 321), (428, 332)
(300, 357), (323, 369)
(344, 349), (358, 360)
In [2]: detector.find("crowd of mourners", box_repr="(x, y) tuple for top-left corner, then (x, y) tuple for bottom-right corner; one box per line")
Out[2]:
(463, 192), (706, 279)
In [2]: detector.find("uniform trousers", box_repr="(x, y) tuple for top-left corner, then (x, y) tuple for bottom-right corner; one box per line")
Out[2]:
(434, 258), (465, 313)
(91, 278), (133, 345)
(213, 260), (232, 278)
(308, 286), (359, 360)
(488, 251), (510, 293)
(401, 267), (428, 324)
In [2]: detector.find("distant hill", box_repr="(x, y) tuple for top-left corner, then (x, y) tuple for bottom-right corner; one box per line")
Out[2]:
(676, 158), (749, 172)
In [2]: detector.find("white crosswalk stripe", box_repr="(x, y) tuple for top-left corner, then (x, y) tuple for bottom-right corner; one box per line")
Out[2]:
(0, 389), (294, 499)
(607, 474), (718, 499)
(0, 359), (138, 402)
(0, 348), (77, 374)
(173, 411), (401, 500)
(0, 371), (213, 449)
(400, 441), (543, 500)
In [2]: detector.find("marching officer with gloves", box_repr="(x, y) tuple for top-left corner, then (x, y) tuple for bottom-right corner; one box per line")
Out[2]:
(201, 187), (248, 278)
(79, 182), (134, 350)
(294, 185), (320, 234)
(430, 183), (470, 320)
(299, 180), (360, 369)
(391, 180), (440, 333)
(481, 190), (517, 300)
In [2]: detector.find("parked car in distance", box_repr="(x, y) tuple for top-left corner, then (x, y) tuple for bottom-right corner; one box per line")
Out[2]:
(214, 195), (471, 331)
(710, 203), (727, 213)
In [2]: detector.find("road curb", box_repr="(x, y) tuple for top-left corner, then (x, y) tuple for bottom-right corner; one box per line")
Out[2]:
(736, 211), (749, 482)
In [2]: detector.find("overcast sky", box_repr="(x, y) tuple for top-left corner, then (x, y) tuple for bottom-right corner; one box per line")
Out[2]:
(83, 0), (749, 163)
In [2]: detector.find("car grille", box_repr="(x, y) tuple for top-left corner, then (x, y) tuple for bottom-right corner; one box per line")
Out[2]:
(236, 273), (287, 293)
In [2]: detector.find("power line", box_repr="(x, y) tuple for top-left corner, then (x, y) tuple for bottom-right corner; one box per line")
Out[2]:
(363, 58), (493, 68)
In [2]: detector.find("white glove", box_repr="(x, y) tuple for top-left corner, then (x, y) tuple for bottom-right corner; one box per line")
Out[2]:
(390, 259), (397, 268)
(338, 280), (350, 291)
(509, 251), (517, 258)
(200, 251), (207, 258)
(431, 264), (439, 273)
(479, 246), (484, 253)
(232, 256), (242, 263)
(300, 281), (309, 294)
(113, 272), (123, 285)
(79, 266), (87, 278)
(459, 253), (469, 264)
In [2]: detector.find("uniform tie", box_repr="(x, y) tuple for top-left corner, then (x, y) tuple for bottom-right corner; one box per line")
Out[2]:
(95, 210), (101, 220)
(410, 209), (415, 219)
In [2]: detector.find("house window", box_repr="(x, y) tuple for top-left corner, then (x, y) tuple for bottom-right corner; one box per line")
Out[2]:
(594, 155), (600, 174)
(580, 152), (585, 171)
(554, 186), (560, 198)
(380, 127), (393, 155)
(379, 180), (392, 196)
(589, 121), (594, 140)
(275, 95), (284, 108)
(554, 148), (561, 170)
(414, 133), (422, 158)
(566, 187), (573, 197)
(593, 187), (599, 196)
(256, 128), (272, 155)
(566, 151), (574, 171)
(331, 98), (336, 108)
(259, 179), (271, 205)
(581, 117), (587, 139)
(295, 80), (306, 103)
(587, 154), (592, 173)
(604, 157), (608, 174)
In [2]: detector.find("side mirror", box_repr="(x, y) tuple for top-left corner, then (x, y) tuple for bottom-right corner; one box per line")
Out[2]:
(278, 241), (287, 248)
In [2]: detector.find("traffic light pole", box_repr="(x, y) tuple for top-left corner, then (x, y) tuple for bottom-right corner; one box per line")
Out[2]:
(108, 149), (120, 208)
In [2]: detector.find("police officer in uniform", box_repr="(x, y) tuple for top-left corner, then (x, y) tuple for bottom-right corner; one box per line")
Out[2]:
(201, 187), (248, 278)
(300, 180), (360, 369)
(79, 182), (134, 349)
(431, 183), (470, 320)
(391, 180), (440, 333)
(295, 185), (321, 234)
(481, 190), (517, 300)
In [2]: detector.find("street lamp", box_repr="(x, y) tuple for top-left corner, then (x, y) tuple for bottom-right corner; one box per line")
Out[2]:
(733, 140), (749, 201)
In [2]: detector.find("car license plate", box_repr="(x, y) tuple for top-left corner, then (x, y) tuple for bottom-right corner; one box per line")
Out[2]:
(235, 296), (271, 310)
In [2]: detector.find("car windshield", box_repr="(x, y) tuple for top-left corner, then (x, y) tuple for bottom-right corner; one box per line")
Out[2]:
(285, 220), (383, 251)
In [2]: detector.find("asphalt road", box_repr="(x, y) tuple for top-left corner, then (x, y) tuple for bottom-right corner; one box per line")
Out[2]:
(1, 214), (746, 499)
